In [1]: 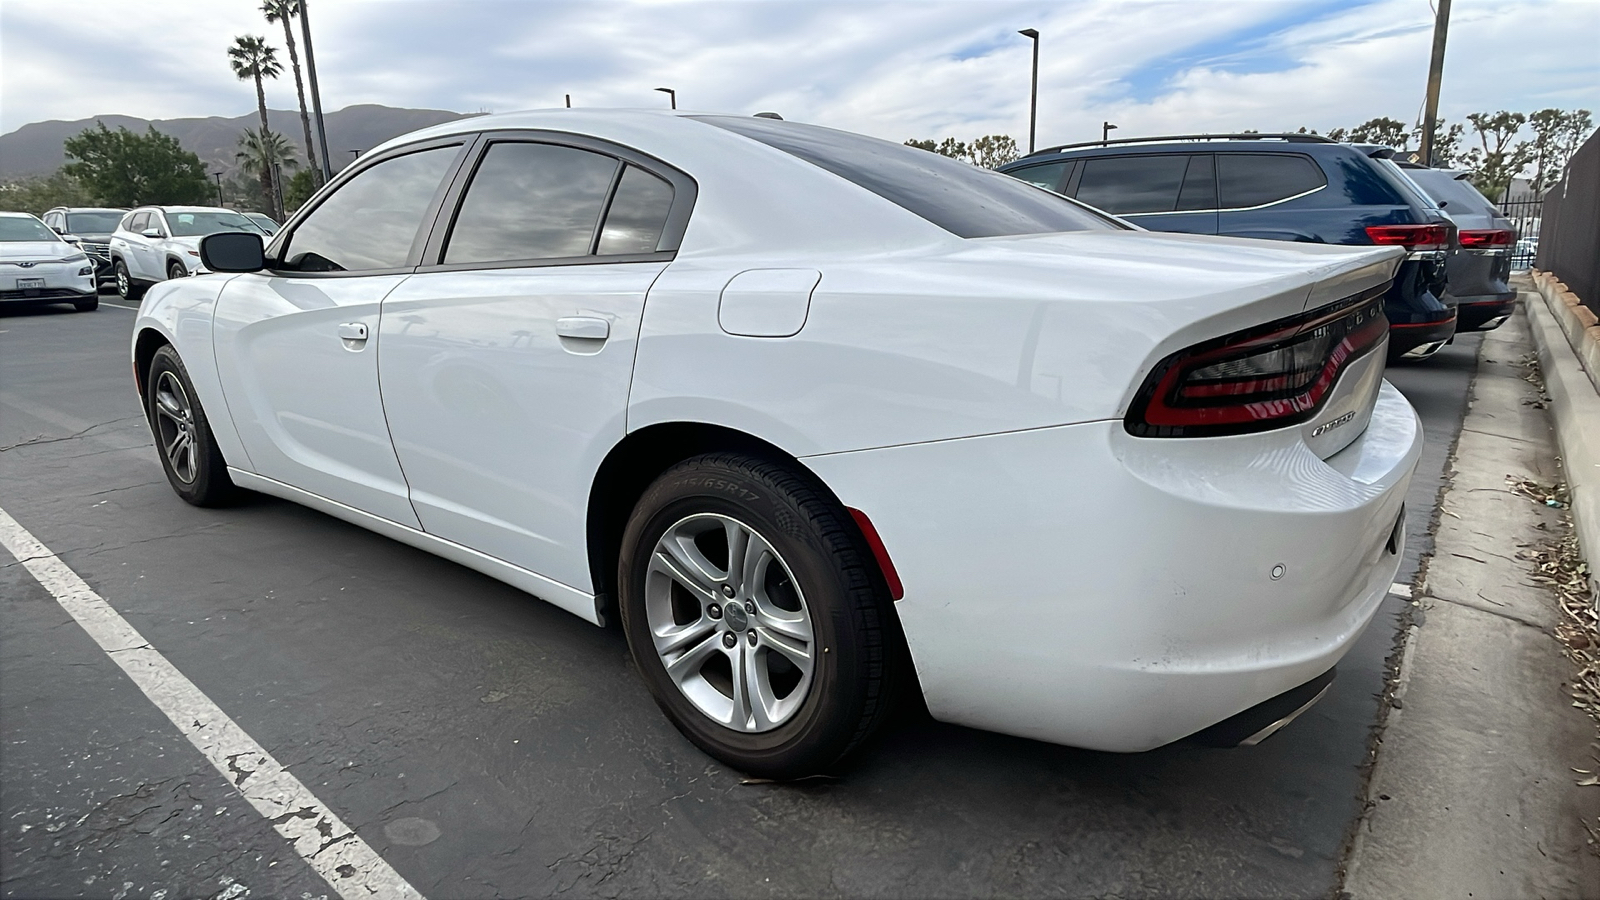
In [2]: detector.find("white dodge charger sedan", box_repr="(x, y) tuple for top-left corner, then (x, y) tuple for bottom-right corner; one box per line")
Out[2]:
(131, 110), (1420, 777)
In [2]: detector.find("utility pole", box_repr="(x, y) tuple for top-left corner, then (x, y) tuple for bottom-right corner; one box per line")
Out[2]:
(1018, 29), (1039, 153)
(212, 172), (224, 208)
(298, 0), (334, 183)
(1419, 0), (1451, 167)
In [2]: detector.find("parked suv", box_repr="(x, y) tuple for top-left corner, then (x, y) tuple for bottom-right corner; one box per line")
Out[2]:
(999, 134), (1458, 360)
(0, 212), (98, 311)
(108, 206), (266, 301)
(1392, 162), (1517, 332)
(43, 207), (125, 290)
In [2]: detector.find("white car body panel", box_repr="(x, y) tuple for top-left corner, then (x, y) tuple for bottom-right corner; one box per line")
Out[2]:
(131, 109), (1425, 754)
(0, 236), (95, 299)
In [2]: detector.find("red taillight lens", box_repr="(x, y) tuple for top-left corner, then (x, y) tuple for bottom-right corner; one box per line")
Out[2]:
(1126, 287), (1389, 438)
(1365, 224), (1449, 251)
(1458, 228), (1514, 248)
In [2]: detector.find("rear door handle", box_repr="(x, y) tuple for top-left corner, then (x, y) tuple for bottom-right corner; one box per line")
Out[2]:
(556, 316), (610, 341)
(337, 322), (368, 341)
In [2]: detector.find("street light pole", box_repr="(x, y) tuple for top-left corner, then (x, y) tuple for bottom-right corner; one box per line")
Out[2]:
(211, 172), (224, 208)
(654, 87), (676, 110)
(1419, 0), (1452, 166)
(298, 0), (334, 184)
(1102, 121), (1118, 145)
(1018, 29), (1039, 154)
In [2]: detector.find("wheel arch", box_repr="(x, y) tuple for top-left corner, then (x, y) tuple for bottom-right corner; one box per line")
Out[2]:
(133, 326), (172, 399)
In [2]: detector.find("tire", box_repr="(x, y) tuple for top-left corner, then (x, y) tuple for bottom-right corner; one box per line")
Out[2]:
(618, 452), (901, 778)
(167, 261), (187, 281)
(74, 296), (99, 312)
(114, 259), (145, 302)
(145, 345), (239, 507)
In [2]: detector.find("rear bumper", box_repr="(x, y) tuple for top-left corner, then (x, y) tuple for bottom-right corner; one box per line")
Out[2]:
(1387, 311), (1457, 359)
(806, 381), (1421, 752)
(1454, 293), (1518, 332)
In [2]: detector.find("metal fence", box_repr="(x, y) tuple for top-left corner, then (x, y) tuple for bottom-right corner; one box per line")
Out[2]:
(1499, 194), (1543, 272)
(1534, 129), (1600, 314)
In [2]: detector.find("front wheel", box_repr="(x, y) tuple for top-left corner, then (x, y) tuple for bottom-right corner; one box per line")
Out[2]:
(619, 453), (901, 779)
(114, 260), (145, 302)
(167, 261), (187, 281)
(74, 296), (99, 312)
(146, 345), (240, 507)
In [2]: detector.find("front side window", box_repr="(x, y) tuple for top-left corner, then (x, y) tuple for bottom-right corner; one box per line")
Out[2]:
(282, 144), (461, 272)
(1217, 154), (1327, 209)
(696, 116), (1117, 238)
(445, 142), (618, 264)
(127, 211), (150, 233)
(1075, 155), (1191, 215)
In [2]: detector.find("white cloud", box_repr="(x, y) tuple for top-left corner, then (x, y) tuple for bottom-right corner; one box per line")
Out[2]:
(1, 0), (1594, 147)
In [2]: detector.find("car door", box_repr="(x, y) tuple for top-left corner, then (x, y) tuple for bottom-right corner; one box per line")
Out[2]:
(1070, 153), (1219, 234)
(212, 138), (470, 526)
(378, 135), (690, 591)
(118, 211), (152, 279)
(134, 210), (170, 278)
(1213, 152), (1330, 242)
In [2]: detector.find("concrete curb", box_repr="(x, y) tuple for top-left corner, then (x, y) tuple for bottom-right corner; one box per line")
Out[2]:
(1525, 279), (1600, 601)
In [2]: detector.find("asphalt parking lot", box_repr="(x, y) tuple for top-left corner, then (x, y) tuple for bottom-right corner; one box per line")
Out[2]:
(1, 293), (1481, 899)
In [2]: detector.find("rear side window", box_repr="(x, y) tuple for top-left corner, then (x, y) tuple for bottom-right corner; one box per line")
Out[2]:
(1217, 154), (1326, 209)
(1075, 155), (1190, 214)
(597, 165), (675, 255)
(445, 142), (619, 264)
(695, 115), (1117, 238)
(282, 144), (461, 272)
(1006, 161), (1071, 193)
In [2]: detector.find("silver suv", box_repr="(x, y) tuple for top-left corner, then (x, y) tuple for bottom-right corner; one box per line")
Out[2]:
(108, 206), (267, 301)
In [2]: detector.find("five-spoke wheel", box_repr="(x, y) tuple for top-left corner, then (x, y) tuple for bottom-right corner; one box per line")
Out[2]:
(145, 345), (239, 506)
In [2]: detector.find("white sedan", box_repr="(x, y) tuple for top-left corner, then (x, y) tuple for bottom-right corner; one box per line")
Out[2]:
(131, 110), (1420, 777)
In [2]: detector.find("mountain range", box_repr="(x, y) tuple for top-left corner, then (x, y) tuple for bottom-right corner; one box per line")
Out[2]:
(0, 104), (472, 181)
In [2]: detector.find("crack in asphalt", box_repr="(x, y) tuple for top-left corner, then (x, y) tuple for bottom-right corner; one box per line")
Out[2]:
(0, 416), (144, 453)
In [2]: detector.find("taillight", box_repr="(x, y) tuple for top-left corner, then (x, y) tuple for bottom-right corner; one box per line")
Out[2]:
(1458, 228), (1514, 248)
(1365, 224), (1449, 251)
(1126, 286), (1389, 438)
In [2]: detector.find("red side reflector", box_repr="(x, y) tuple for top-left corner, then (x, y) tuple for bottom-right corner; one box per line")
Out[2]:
(847, 507), (904, 601)
(1365, 224), (1449, 251)
(1458, 228), (1514, 248)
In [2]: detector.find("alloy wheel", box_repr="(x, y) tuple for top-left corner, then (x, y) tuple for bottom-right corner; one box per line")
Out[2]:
(645, 513), (816, 733)
(152, 371), (199, 484)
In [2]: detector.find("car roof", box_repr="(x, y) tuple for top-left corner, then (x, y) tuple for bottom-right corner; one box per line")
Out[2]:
(50, 206), (127, 213)
(0, 211), (43, 219)
(1005, 139), (1358, 167)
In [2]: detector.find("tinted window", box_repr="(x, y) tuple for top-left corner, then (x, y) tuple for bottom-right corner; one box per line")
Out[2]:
(283, 145), (460, 272)
(1403, 168), (1497, 215)
(696, 116), (1116, 238)
(1006, 162), (1070, 192)
(1217, 154), (1327, 209)
(168, 211), (261, 237)
(598, 165), (674, 255)
(446, 142), (618, 264)
(1075, 155), (1190, 214)
(1176, 155), (1217, 211)
(66, 211), (123, 233)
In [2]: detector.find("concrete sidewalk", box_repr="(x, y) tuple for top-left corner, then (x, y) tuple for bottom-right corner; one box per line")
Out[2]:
(1342, 307), (1600, 898)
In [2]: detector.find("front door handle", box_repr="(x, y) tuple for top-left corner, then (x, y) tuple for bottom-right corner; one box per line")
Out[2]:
(555, 316), (610, 341)
(337, 322), (368, 341)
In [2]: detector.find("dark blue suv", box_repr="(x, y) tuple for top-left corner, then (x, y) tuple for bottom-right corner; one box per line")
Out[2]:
(998, 134), (1458, 361)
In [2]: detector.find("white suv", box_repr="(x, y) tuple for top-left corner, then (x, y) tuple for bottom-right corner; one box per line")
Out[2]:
(108, 206), (267, 301)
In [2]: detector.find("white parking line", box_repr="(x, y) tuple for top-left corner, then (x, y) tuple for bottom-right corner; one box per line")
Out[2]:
(99, 300), (140, 311)
(0, 504), (425, 900)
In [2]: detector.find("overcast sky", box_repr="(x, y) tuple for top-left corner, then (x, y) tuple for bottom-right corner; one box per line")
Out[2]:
(2, 0), (1595, 145)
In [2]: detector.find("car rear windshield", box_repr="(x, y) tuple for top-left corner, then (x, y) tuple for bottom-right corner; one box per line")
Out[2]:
(65, 211), (123, 234)
(1401, 168), (1498, 215)
(694, 116), (1121, 238)
(168, 211), (263, 237)
(0, 217), (60, 242)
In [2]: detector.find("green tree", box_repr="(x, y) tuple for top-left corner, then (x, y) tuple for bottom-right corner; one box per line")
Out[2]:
(906, 137), (970, 160)
(236, 126), (300, 214)
(262, 0), (321, 187)
(61, 122), (211, 206)
(1527, 108), (1593, 195)
(229, 35), (284, 218)
(1462, 110), (1532, 200)
(969, 134), (1020, 169)
(1347, 117), (1410, 148)
(1411, 119), (1464, 167)
(0, 169), (95, 215)
(283, 167), (319, 214)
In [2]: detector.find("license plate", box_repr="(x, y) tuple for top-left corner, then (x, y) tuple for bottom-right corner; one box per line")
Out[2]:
(17, 278), (44, 289)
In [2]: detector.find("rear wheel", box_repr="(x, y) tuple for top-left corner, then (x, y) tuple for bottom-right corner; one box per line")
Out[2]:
(167, 261), (187, 281)
(114, 260), (145, 302)
(146, 345), (239, 507)
(619, 453), (900, 778)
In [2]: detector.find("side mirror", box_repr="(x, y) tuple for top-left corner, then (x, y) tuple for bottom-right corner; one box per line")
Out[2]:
(141, 228), (165, 239)
(49, 223), (66, 234)
(200, 231), (265, 273)
(62, 234), (82, 244)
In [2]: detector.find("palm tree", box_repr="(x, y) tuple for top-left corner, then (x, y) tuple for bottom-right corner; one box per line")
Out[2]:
(261, 1), (320, 187)
(228, 35), (284, 218)
(236, 127), (300, 213)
